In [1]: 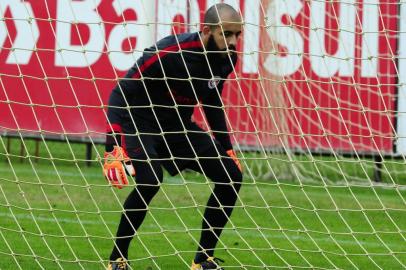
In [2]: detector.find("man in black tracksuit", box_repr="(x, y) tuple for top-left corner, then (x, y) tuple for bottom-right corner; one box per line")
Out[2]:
(105, 4), (243, 270)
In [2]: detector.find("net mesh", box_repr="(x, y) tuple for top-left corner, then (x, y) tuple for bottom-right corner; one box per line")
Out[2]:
(0, 0), (405, 269)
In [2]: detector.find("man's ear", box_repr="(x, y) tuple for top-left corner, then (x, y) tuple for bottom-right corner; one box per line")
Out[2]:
(202, 25), (211, 36)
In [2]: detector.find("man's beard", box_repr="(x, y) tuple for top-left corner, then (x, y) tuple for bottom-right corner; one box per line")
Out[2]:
(206, 34), (237, 66)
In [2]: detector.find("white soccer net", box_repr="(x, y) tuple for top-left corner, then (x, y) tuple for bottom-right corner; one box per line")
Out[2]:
(0, 0), (405, 269)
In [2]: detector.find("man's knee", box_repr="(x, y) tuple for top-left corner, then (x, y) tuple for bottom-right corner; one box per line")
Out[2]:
(135, 160), (163, 186)
(125, 160), (163, 209)
(229, 167), (242, 193)
(222, 155), (243, 180)
(210, 157), (243, 188)
(127, 146), (163, 186)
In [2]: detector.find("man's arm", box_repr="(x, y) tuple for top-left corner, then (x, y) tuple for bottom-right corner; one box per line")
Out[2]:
(105, 47), (161, 146)
(103, 106), (135, 189)
(202, 87), (233, 151)
(105, 72), (137, 189)
(203, 88), (242, 171)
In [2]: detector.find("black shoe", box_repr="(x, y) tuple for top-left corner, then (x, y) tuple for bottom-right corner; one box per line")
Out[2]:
(107, 258), (129, 270)
(191, 257), (224, 270)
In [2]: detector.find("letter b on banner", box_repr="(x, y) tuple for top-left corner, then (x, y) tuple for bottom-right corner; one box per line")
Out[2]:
(55, 0), (105, 67)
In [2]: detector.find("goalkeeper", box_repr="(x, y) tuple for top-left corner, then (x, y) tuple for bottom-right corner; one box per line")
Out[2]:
(104, 3), (242, 270)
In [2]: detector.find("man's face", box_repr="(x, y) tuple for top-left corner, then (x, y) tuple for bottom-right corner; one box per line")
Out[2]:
(207, 20), (242, 59)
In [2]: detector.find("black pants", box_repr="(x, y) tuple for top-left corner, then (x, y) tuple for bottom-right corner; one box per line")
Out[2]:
(110, 125), (243, 262)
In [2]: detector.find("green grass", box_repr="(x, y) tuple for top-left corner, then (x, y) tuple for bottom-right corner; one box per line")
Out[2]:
(0, 137), (405, 269)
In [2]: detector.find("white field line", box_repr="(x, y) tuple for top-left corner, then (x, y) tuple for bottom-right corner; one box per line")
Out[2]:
(0, 212), (404, 249)
(0, 166), (405, 190)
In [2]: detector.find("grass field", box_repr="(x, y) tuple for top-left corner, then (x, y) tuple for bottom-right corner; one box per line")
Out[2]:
(0, 137), (405, 269)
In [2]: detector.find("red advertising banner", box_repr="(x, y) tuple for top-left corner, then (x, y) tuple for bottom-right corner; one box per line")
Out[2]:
(0, 0), (398, 154)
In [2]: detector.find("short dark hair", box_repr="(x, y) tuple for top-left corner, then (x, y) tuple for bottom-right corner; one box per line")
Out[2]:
(204, 3), (239, 29)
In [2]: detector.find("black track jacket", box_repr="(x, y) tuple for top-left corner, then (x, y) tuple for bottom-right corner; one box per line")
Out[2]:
(107, 32), (237, 151)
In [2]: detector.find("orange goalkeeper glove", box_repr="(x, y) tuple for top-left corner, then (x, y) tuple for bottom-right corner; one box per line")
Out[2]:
(226, 149), (242, 172)
(103, 146), (135, 189)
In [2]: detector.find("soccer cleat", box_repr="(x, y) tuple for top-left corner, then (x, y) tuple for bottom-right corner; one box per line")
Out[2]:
(191, 257), (224, 270)
(107, 257), (129, 270)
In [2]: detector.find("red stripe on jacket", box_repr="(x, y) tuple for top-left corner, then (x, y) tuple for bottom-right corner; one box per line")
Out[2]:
(132, 40), (202, 79)
(106, 123), (122, 133)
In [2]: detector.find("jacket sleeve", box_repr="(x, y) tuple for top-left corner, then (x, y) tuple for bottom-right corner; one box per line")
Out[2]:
(106, 46), (165, 125)
(110, 48), (163, 103)
(202, 85), (233, 151)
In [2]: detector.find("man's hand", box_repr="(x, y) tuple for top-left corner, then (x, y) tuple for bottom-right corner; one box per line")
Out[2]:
(226, 149), (242, 172)
(103, 146), (135, 189)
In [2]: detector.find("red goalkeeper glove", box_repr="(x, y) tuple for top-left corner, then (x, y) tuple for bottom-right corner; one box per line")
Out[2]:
(226, 149), (242, 172)
(103, 146), (135, 189)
